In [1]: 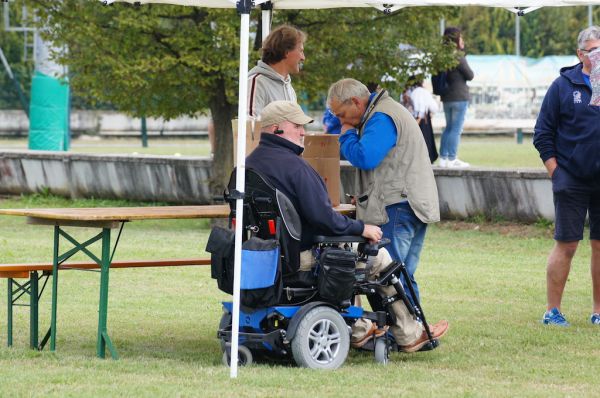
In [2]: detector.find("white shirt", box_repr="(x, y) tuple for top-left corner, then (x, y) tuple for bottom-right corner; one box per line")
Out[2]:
(410, 86), (439, 119)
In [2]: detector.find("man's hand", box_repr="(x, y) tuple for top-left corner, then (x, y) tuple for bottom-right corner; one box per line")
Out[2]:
(362, 224), (382, 243)
(544, 157), (558, 178)
(340, 123), (355, 135)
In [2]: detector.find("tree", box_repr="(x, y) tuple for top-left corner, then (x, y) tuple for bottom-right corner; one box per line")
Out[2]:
(25, 1), (455, 197)
(447, 5), (596, 56)
(0, 5), (34, 110)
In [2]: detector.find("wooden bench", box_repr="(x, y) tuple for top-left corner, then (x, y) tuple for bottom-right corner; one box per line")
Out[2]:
(2, 258), (210, 352)
(0, 258), (210, 279)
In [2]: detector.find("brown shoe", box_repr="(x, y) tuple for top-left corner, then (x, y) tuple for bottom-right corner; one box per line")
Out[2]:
(374, 325), (389, 338)
(401, 320), (449, 353)
(352, 323), (388, 348)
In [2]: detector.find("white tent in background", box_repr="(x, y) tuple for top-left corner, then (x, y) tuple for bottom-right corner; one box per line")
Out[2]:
(101, 0), (600, 377)
(527, 55), (580, 87)
(464, 54), (580, 118)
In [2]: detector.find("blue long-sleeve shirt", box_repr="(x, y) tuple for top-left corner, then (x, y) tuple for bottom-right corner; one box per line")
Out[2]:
(339, 93), (397, 170)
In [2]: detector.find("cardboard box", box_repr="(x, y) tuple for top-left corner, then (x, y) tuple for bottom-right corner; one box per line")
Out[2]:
(232, 119), (261, 163)
(302, 134), (341, 207)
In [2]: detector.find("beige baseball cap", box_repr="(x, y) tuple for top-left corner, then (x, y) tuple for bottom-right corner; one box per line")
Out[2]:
(259, 101), (314, 126)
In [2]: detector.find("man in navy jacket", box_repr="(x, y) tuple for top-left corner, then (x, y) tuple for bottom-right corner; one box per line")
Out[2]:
(534, 26), (600, 326)
(246, 101), (382, 250)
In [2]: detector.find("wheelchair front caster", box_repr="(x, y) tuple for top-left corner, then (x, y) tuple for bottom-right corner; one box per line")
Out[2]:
(222, 344), (253, 367)
(374, 338), (389, 365)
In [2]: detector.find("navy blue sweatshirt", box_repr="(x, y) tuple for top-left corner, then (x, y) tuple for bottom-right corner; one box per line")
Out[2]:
(534, 63), (600, 180)
(246, 133), (364, 250)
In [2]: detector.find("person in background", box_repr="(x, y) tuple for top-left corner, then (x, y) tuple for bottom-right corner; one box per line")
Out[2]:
(247, 25), (306, 118)
(533, 25), (600, 327)
(439, 27), (474, 168)
(408, 78), (439, 164)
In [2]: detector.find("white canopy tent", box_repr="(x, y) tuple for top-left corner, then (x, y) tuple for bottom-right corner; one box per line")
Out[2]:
(101, 0), (599, 377)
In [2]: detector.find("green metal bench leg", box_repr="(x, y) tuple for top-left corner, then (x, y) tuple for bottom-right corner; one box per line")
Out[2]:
(30, 271), (39, 350)
(39, 328), (51, 350)
(101, 331), (118, 360)
(97, 228), (117, 359)
(50, 225), (59, 352)
(7, 278), (13, 347)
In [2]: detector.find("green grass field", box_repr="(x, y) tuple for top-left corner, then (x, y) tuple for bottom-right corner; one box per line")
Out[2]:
(0, 137), (212, 157)
(458, 135), (542, 168)
(1, 195), (598, 397)
(1, 135), (543, 169)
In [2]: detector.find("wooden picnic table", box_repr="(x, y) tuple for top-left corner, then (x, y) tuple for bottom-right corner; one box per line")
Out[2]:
(0, 204), (355, 359)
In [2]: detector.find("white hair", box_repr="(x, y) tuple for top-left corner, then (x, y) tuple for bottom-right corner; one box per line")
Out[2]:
(326, 78), (370, 108)
(578, 25), (600, 49)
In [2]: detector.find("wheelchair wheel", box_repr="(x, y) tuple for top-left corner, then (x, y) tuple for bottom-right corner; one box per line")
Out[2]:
(291, 306), (349, 370)
(374, 338), (389, 365)
(222, 344), (253, 367)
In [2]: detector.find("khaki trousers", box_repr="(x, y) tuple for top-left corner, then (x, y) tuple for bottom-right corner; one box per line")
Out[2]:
(300, 247), (423, 346)
(352, 248), (423, 346)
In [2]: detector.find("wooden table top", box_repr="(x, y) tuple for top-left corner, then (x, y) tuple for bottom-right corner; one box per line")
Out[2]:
(0, 204), (356, 222)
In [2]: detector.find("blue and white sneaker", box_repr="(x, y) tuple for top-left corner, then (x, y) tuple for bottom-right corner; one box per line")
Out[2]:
(542, 307), (570, 326)
(590, 313), (600, 325)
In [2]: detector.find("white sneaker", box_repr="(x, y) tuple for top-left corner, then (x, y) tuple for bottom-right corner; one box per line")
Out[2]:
(447, 158), (470, 168)
(438, 158), (448, 167)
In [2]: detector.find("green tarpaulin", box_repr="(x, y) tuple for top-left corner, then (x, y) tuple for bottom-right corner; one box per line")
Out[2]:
(28, 71), (70, 151)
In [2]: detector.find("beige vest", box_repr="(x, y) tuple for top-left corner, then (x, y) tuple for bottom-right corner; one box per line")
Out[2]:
(354, 91), (440, 225)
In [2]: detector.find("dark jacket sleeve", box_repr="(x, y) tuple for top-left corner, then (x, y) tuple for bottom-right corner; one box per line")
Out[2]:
(533, 80), (559, 162)
(441, 56), (473, 102)
(293, 165), (364, 237)
(457, 56), (474, 81)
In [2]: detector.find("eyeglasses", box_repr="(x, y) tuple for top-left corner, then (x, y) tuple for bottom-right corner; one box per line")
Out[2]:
(580, 46), (599, 54)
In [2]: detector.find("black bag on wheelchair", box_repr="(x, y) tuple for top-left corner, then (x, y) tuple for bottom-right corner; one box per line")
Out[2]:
(318, 247), (357, 307)
(207, 226), (235, 295)
(240, 236), (282, 308)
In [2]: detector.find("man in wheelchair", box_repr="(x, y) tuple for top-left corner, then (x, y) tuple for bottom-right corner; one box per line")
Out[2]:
(209, 101), (448, 368)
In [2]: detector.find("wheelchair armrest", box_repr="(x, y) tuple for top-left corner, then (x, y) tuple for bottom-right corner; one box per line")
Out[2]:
(313, 235), (366, 244)
(359, 238), (391, 256)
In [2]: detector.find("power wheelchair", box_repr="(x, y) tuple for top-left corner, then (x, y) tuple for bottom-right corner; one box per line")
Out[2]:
(206, 168), (438, 369)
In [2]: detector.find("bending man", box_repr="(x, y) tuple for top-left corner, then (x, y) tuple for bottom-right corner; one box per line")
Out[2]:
(327, 78), (440, 307)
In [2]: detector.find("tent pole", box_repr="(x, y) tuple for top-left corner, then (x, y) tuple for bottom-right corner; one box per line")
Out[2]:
(589, 5), (593, 27)
(515, 13), (520, 57)
(261, 1), (272, 39)
(230, 0), (253, 379)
